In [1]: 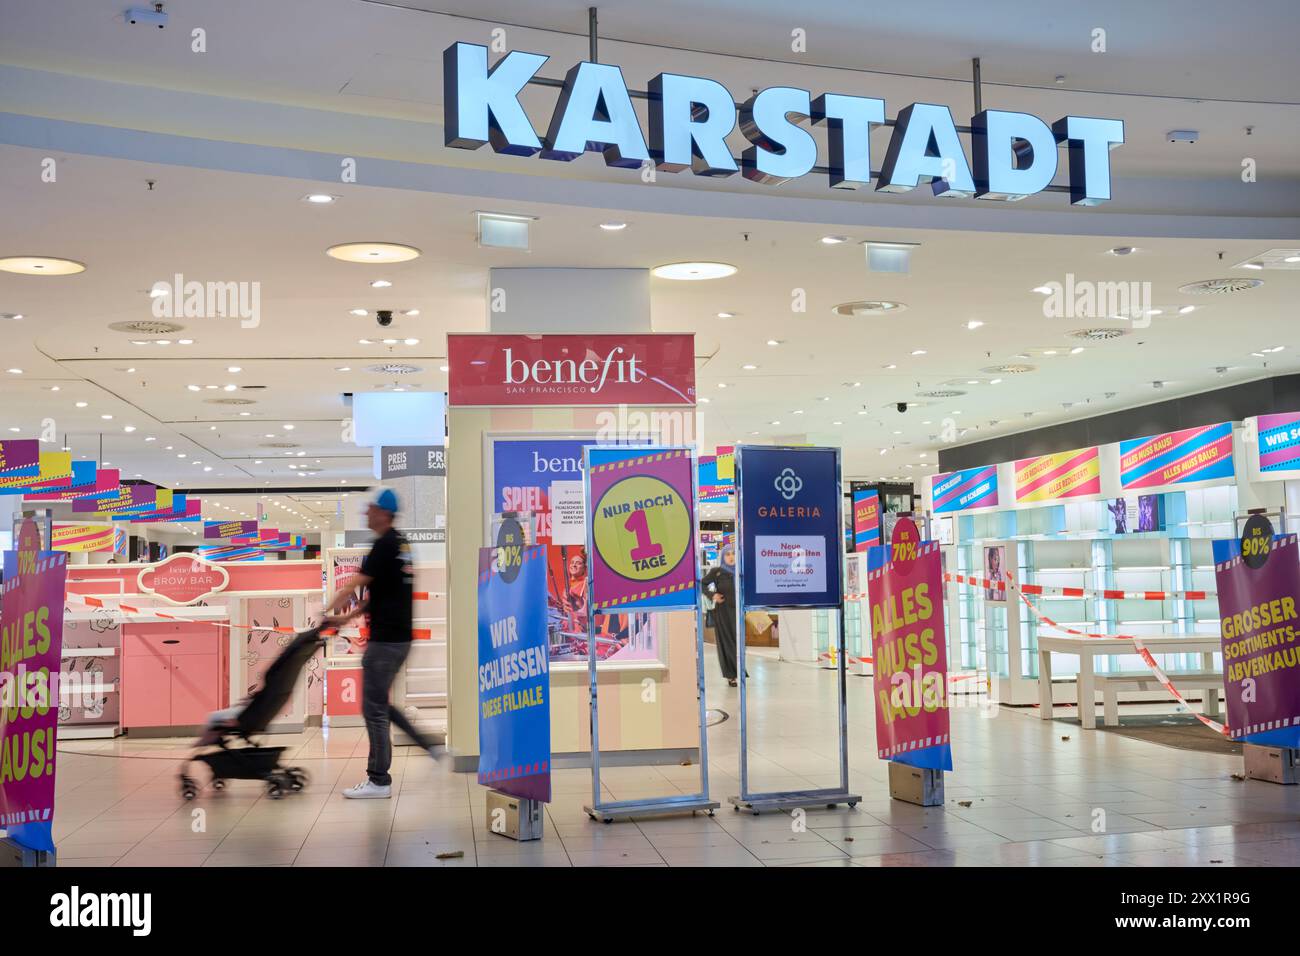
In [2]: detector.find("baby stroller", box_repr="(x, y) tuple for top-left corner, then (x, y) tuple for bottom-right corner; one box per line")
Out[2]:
(179, 625), (328, 801)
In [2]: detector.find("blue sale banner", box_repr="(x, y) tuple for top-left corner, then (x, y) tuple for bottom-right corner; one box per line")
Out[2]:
(737, 445), (843, 609)
(931, 465), (999, 514)
(477, 543), (551, 802)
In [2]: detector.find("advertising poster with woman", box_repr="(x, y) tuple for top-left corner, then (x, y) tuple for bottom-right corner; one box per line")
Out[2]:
(984, 545), (1008, 603)
(491, 438), (658, 664)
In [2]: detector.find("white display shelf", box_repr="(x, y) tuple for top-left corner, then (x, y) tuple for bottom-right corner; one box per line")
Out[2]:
(62, 647), (117, 658)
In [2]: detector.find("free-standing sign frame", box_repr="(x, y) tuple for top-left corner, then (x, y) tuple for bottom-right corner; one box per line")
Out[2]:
(731, 444), (860, 814)
(581, 444), (718, 823)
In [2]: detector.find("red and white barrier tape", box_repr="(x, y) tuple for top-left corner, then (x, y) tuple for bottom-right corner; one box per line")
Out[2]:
(944, 572), (1211, 602)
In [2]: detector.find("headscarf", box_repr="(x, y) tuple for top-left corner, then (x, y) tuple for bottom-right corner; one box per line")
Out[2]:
(719, 542), (736, 575)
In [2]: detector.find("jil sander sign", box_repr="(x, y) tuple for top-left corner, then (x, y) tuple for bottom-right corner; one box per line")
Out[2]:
(444, 42), (1124, 205)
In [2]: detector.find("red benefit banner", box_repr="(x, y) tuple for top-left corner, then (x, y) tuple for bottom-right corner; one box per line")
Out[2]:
(586, 446), (697, 612)
(866, 518), (953, 770)
(1, 520), (69, 852)
(448, 334), (695, 407)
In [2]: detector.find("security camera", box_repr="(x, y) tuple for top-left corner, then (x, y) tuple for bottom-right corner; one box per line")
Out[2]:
(896, 402), (908, 413)
(126, 4), (168, 27)
(376, 310), (394, 327)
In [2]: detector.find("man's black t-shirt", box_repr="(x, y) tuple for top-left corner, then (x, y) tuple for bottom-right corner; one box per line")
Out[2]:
(360, 527), (413, 642)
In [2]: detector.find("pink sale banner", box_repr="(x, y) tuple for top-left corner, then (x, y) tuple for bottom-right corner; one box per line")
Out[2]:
(866, 518), (953, 770)
(1, 519), (69, 852)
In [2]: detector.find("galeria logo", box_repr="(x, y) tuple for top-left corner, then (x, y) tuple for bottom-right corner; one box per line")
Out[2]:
(504, 346), (644, 393)
(49, 886), (152, 937)
(774, 467), (803, 501)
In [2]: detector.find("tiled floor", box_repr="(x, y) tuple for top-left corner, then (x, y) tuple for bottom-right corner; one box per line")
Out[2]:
(41, 655), (1300, 866)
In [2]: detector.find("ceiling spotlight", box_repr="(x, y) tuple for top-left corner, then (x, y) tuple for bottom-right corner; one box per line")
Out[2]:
(227, 366), (242, 373)
(716, 312), (735, 319)
(820, 235), (849, 244)
(598, 222), (628, 231)
(100, 414), (112, 420)
(177, 338), (194, 345)
(1241, 262), (1264, 270)
(911, 349), (927, 356)
(336, 366), (351, 372)
(5, 368), (21, 374)
(401, 309), (420, 317)
(327, 242), (421, 264)
(303, 194), (337, 204)
(349, 309), (368, 317)
(1032, 285), (1054, 295)
(404, 338), (419, 345)
(766, 339), (781, 347)
(0, 256), (86, 275)
(882, 364), (897, 370)
(283, 423), (295, 430)
(1070, 347), (1085, 354)
(966, 320), (984, 330)
(123, 425), (136, 433)
(370, 280), (392, 289)
(1179, 305), (1196, 314)
(651, 262), (737, 281)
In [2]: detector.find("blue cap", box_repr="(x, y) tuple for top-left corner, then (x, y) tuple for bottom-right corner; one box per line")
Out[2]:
(373, 488), (399, 514)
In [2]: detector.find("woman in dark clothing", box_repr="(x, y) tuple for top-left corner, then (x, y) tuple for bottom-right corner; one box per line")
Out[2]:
(701, 543), (741, 685)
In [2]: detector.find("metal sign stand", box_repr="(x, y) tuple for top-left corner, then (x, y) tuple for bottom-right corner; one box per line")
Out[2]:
(729, 445), (860, 815)
(581, 445), (719, 823)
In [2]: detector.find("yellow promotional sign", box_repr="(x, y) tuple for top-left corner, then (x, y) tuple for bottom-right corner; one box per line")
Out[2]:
(52, 523), (115, 553)
(0, 451), (72, 489)
(1014, 447), (1101, 503)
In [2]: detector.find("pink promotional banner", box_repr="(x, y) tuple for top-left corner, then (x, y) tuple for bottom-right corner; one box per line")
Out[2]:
(866, 518), (953, 771)
(1213, 532), (1300, 744)
(28, 468), (120, 501)
(0, 519), (69, 853)
(205, 520), (258, 539)
(0, 439), (39, 476)
(128, 499), (202, 523)
(586, 446), (698, 613)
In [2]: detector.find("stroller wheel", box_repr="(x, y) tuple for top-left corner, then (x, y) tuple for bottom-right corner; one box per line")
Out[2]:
(286, 767), (308, 791)
(267, 781), (284, 800)
(180, 774), (199, 801)
(212, 779), (226, 791)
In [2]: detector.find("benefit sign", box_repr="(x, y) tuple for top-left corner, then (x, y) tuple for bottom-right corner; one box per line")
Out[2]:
(1, 519), (70, 852)
(1213, 515), (1300, 745)
(585, 446), (697, 612)
(477, 542), (552, 802)
(866, 517), (953, 770)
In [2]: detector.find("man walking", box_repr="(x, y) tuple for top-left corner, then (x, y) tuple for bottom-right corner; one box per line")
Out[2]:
(326, 488), (438, 799)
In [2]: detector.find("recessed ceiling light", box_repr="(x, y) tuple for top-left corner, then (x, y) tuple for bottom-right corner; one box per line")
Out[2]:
(769, 420), (781, 426)
(100, 414), (112, 420)
(1, 313), (23, 320)
(599, 222), (627, 231)
(327, 242), (422, 264)
(382, 338), (398, 345)
(5, 368), (21, 374)
(404, 338), (419, 345)
(1107, 246), (1137, 256)
(717, 383), (728, 389)
(145, 436), (156, 441)
(205, 384), (218, 390)
(223, 384), (237, 392)
(123, 425), (136, 433)
(820, 235), (849, 244)
(1070, 346), (1085, 354)
(832, 300), (906, 317)
(698, 396), (711, 403)
(303, 194), (337, 204)
(1032, 285), (1054, 295)
(370, 280), (392, 289)
(911, 349), (927, 356)
(283, 423), (295, 430)
(966, 320), (984, 330)
(227, 366), (242, 373)
(766, 339), (781, 347)
(336, 366), (351, 372)
(832, 420), (843, 425)
(350, 309), (368, 317)
(439, 365), (449, 372)
(1242, 262), (1264, 270)
(716, 312), (735, 319)
(990, 379), (1002, 385)
(177, 338), (193, 345)
(742, 364), (758, 370)
(651, 262), (737, 281)
(401, 309), (420, 317)
(7, 427), (18, 433)
(0, 256), (86, 275)
(1044, 349), (1058, 356)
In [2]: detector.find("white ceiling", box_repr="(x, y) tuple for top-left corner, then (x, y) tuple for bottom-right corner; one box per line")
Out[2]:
(0, 0), (1297, 535)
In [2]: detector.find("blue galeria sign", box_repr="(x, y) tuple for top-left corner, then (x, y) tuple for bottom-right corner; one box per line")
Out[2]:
(443, 42), (1123, 205)
(737, 446), (843, 609)
(476, 543), (551, 802)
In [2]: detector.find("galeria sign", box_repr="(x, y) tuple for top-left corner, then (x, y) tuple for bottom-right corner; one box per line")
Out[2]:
(444, 42), (1123, 204)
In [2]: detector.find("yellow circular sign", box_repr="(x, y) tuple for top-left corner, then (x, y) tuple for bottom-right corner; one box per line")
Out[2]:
(592, 475), (691, 581)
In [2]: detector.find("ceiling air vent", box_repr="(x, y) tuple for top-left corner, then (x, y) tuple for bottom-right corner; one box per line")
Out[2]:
(366, 363), (422, 375)
(107, 320), (186, 335)
(980, 364), (1037, 375)
(260, 442), (299, 449)
(1178, 278), (1264, 295)
(831, 300), (907, 317)
(1068, 327), (1129, 341)
(916, 389), (966, 399)
(204, 398), (256, 406)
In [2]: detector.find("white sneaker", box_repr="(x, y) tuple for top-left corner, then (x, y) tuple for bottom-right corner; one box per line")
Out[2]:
(342, 779), (392, 799)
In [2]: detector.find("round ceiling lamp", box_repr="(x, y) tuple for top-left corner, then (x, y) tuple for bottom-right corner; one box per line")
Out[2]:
(0, 256), (86, 276)
(651, 262), (737, 281)
(326, 242), (422, 264)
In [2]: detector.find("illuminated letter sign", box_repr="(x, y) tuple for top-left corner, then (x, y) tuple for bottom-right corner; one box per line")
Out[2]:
(442, 43), (1123, 204)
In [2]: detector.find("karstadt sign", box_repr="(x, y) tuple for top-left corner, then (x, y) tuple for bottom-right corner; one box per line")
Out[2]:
(443, 42), (1124, 205)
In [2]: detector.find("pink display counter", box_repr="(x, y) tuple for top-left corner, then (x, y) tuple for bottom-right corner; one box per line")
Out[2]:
(63, 558), (325, 737)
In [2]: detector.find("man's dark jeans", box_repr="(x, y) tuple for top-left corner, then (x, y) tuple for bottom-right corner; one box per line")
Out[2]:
(361, 640), (434, 786)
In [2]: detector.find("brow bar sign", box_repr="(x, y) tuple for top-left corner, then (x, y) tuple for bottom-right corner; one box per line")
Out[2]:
(443, 42), (1124, 205)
